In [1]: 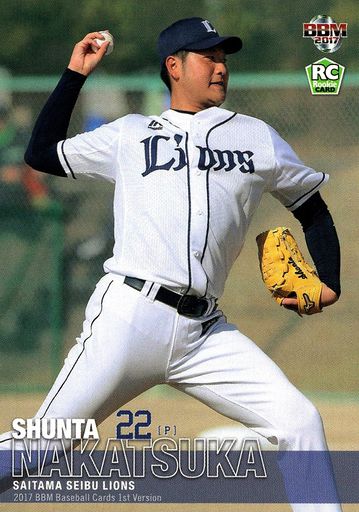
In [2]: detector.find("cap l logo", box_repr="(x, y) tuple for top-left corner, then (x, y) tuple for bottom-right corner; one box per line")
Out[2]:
(201, 20), (217, 33)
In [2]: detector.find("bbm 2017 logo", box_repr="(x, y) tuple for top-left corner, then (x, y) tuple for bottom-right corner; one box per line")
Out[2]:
(303, 15), (347, 95)
(303, 15), (348, 53)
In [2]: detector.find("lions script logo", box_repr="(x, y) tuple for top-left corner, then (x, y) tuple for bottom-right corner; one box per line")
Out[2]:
(140, 134), (255, 177)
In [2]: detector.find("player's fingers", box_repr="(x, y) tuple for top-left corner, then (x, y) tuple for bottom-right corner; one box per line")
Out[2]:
(90, 40), (101, 51)
(75, 32), (105, 51)
(83, 31), (106, 41)
(95, 40), (110, 58)
(282, 297), (298, 311)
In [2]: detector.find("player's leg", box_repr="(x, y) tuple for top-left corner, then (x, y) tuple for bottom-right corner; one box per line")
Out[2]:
(0, 274), (173, 451)
(169, 317), (325, 450)
(167, 315), (341, 512)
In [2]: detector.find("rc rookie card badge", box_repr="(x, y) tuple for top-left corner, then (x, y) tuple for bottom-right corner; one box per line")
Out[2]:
(305, 58), (345, 96)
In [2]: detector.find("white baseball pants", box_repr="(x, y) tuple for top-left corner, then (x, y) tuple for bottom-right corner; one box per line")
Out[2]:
(0, 273), (342, 511)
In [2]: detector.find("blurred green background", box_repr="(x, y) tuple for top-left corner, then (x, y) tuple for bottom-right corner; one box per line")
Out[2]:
(0, 0), (357, 74)
(0, 0), (357, 396)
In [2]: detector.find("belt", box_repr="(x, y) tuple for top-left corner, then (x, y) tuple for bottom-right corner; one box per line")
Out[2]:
(124, 276), (217, 318)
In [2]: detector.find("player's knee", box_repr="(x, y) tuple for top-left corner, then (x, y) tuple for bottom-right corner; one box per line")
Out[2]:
(0, 433), (13, 451)
(297, 399), (323, 433)
(279, 396), (324, 449)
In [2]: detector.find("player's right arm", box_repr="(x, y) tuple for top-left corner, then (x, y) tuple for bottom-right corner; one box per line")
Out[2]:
(68, 31), (110, 77)
(24, 32), (109, 176)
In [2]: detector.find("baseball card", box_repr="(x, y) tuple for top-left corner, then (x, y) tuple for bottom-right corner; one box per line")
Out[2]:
(0, 1), (358, 512)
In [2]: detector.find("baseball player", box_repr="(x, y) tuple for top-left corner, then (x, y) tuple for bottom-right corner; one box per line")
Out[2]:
(1, 18), (341, 510)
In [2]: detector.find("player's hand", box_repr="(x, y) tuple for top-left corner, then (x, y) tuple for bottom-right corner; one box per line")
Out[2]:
(68, 32), (110, 76)
(282, 283), (338, 312)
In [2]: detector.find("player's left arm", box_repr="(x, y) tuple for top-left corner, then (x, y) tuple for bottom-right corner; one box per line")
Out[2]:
(266, 125), (341, 310)
(283, 191), (340, 310)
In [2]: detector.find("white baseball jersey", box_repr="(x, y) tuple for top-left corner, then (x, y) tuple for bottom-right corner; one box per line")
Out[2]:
(57, 107), (328, 299)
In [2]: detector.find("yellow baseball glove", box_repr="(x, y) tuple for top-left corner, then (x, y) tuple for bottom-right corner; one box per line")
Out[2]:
(256, 227), (322, 315)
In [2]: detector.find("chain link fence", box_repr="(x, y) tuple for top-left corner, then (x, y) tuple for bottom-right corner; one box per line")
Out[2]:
(0, 72), (358, 391)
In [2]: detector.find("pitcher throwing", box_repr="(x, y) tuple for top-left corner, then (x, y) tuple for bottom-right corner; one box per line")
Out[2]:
(1, 17), (341, 511)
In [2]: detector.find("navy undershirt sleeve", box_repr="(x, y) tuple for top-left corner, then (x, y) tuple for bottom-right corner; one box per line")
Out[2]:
(292, 192), (341, 297)
(24, 68), (87, 177)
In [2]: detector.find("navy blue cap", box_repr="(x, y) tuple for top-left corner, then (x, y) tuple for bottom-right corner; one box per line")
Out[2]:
(158, 17), (242, 65)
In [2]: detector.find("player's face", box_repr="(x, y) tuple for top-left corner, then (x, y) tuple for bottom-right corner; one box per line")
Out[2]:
(172, 47), (229, 111)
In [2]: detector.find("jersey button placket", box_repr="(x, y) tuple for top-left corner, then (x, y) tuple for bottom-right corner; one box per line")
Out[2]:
(188, 121), (209, 295)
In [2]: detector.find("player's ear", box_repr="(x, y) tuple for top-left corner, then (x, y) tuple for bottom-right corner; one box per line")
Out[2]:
(166, 55), (181, 83)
